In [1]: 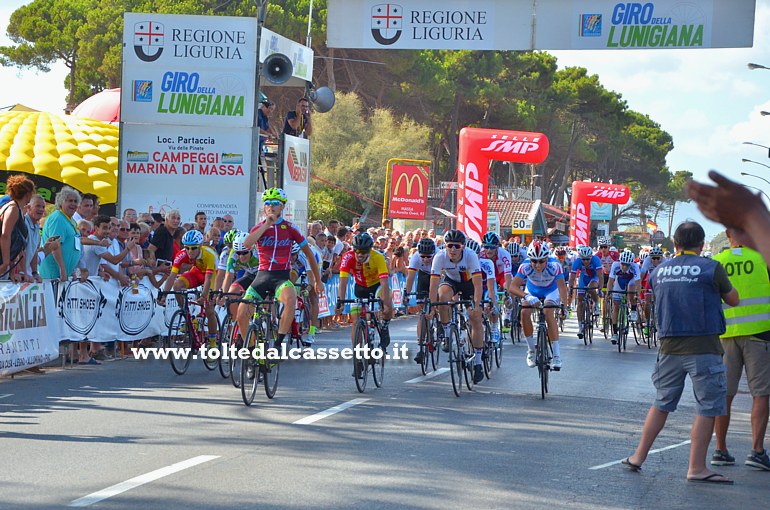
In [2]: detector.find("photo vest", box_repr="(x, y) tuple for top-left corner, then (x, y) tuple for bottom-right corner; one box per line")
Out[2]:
(651, 254), (726, 338)
(713, 246), (770, 338)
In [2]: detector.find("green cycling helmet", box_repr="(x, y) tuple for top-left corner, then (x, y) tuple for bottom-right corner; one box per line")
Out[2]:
(262, 187), (288, 203)
(223, 229), (239, 245)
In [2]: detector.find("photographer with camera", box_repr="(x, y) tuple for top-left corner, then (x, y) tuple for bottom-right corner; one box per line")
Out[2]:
(283, 96), (312, 139)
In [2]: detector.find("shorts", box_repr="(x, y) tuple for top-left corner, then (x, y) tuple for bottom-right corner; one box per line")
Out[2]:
(178, 267), (208, 289)
(525, 284), (560, 304)
(721, 336), (770, 397)
(245, 270), (293, 300)
(576, 273), (599, 294)
(415, 271), (431, 301)
(351, 283), (381, 314)
(231, 272), (256, 292)
(440, 277), (475, 300)
(611, 279), (636, 300)
(651, 353), (727, 417)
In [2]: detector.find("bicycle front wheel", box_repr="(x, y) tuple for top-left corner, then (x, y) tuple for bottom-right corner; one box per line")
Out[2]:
(537, 327), (549, 399)
(429, 317), (440, 370)
(372, 327), (385, 388)
(240, 324), (260, 406)
(419, 314), (431, 375)
(448, 327), (462, 397)
(168, 310), (193, 375)
(262, 320), (280, 399)
(230, 323), (243, 388)
(201, 313), (221, 371)
(354, 319), (368, 393)
(463, 325), (474, 391)
(494, 326), (503, 368)
(483, 324), (493, 379)
(218, 316), (233, 379)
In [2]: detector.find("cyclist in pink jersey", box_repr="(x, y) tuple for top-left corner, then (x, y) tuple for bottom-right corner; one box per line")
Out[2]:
(236, 188), (323, 351)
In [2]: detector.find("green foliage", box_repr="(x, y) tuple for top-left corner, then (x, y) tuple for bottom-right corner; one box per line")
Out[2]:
(710, 231), (729, 253)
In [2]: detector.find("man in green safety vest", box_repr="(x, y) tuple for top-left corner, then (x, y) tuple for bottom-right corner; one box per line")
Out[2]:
(712, 230), (770, 471)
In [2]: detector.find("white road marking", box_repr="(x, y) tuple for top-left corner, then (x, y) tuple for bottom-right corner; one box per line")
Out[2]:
(293, 398), (369, 425)
(588, 440), (692, 470)
(404, 368), (449, 384)
(0, 394), (12, 400)
(67, 455), (220, 507)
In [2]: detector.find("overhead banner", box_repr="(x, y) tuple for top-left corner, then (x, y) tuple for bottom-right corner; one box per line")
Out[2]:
(569, 182), (631, 247)
(120, 124), (252, 229)
(282, 134), (310, 232)
(457, 128), (549, 244)
(121, 13), (258, 127)
(327, 0), (755, 50)
(389, 163), (429, 219)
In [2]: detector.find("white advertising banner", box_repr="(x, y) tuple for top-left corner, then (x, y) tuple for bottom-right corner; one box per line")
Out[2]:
(121, 12), (258, 127)
(261, 28), (314, 85)
(327, 0), (755, 50)
(0, 282), (61, 376)
(282, 134), (310, 232)
(120, 124), (252, 229)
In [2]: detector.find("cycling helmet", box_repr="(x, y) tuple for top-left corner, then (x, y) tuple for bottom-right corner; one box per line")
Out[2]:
(703, 250), (713, 259)
(465, 238), (481, 254)
(577, 245), (593, 259)
(527, 240), (550, 260)
(609, 246), (618, 253)
(649, 246), (663, 257)
(639, 250), (649, 261)
(619, 250), (635, 265)
(182, 229), (204, 246)
(223, 229), (239, 245)
(262, 187), (288, 203)
(597, 236), (611, 247)
(232, 232), (250, 253)
(418, 238), (436, 256)
(351, 232), (374, 251)
(482, 231), (500, 247)
(443, 229), (466, 245)
(555, 247), (567, 257)
(291, 242), (302, 255)
(506, 241), (520, 257)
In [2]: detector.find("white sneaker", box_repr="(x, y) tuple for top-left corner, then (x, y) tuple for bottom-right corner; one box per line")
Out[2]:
(552, 355), (562, 370)
(577, 324), (584, 339)
(611, 333), (618, 345)
(526, 351), (536, 368)
(629, 310), (638, 322)
(304, 333), (315, 345)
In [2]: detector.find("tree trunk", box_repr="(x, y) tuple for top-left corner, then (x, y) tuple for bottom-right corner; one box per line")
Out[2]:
(446, 93), (462, 178)
(66, 57), (77, 112)
(325, 47), (336, 91)
(667, 202), (676, 240)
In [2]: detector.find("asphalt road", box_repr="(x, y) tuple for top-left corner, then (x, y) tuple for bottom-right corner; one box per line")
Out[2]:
(1, 315), (767, 509)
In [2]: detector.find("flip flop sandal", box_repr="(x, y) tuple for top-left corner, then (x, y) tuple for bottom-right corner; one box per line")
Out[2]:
(621, 458), (642, 472)
(687, 473), (734, 484)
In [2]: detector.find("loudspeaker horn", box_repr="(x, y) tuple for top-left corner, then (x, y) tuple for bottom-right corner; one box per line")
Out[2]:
(309, 86), (336, 113)
(262, 53), (293, 85)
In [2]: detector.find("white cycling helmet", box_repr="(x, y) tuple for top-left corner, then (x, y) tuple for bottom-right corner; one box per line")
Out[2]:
(506, 241), (520, 257)
(649, 246), (663, 257)
(232, 232), (250, 253)
(577, 245), (593, 259)
(639, 250), (649, 261)
(597, 236), (611, 247)
(527, 240), (551, 260)
(465, 238), (481, 254)
(703, 250), (713, 259)
(619, 250), (635, 265)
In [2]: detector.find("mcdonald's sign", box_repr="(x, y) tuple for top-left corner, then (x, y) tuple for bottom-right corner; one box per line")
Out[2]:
(389, 163), (429, 219)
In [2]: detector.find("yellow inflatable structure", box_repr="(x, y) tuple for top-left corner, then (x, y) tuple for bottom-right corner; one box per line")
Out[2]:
(0, 111), (118, 203)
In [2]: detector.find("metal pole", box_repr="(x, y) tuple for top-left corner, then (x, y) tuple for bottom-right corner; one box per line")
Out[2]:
(249, 0), (268, 227)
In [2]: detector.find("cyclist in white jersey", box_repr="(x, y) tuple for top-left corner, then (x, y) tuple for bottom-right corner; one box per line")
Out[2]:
(427, 229), (485, 384)
(467, 238), (499, 337)
(408, 238), (436, 365)
(510, 240), (569, 370)
(480, 232), (510, 343)
(605, 250), (642, 344)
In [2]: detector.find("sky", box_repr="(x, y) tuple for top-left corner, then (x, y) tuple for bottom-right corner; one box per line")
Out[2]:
(3, 1), (770, 241)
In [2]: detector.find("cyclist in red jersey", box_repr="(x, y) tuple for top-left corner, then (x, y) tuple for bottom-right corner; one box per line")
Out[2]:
(236, 188), (323, 351)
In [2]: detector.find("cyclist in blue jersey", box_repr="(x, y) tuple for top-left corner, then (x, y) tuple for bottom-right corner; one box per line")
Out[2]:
(568, 245), (605, 339)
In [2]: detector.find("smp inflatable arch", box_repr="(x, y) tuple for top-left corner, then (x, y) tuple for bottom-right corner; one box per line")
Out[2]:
(569, 181), (631, 248)
(456, 128), (549, 243)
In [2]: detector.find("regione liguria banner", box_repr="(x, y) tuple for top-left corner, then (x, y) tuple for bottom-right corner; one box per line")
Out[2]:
(326, 0), (755, 50)
(569, 182), (631, 247)
(456, 128), (549, 244)
(282, 134), (311, 232)
(389, 164), (429, 219)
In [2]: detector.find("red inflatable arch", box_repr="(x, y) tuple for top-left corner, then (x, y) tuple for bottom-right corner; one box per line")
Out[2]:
(569, 181), (631, 248)
(456, 128), (549, 243)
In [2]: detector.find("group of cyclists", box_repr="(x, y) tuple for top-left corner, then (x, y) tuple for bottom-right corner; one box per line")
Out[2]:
(158, 186), (672, 393)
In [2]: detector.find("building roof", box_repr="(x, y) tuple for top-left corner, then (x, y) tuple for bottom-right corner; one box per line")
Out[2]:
(489, 199), (547, 235)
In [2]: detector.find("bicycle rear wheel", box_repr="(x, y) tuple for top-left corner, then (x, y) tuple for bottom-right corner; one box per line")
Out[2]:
(372, 326), (385, 388)
(354, 319), (368, 393)
(262, 321), (280, 399)
(448, 327), (462, 397)
(240, 324), (260, 406)
(168, 310), (193, 375)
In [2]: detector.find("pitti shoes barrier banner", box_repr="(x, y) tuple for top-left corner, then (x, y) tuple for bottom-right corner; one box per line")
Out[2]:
(569, 181), (631, 247)
(327, 0), (755, 50)
(456, 128), (549, 244)
(389, 164), (429, 219)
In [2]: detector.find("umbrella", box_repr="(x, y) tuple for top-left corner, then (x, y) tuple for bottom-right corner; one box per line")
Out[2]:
(0, 111), (119, 202)
(71, 88), (121, 123)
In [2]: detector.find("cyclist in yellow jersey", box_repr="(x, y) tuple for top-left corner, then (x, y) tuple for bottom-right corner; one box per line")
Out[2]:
(336, 233), (393, 361)
(159, 229), (219, 347)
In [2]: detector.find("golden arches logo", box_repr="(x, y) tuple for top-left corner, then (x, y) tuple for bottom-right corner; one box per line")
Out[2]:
(393, 171), (425, 197)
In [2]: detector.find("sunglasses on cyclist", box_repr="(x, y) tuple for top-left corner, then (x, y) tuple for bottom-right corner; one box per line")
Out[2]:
(420, 255), (433, 259)
(581, 257), (592, 262)
(264, 199), (283, 207)
(354, 249), (371, 255)
(483, 245), (497, 250)
(599, 245), (609, 249)
(186, 245), (201, 250)
(651, 256), (661, 261)
(446, 243), (463, 250)
(236, 250), (251, 256)
(531, 258), (547, 265)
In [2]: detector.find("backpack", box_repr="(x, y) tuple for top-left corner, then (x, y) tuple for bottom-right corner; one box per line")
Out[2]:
(0, 200), (29, 272)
